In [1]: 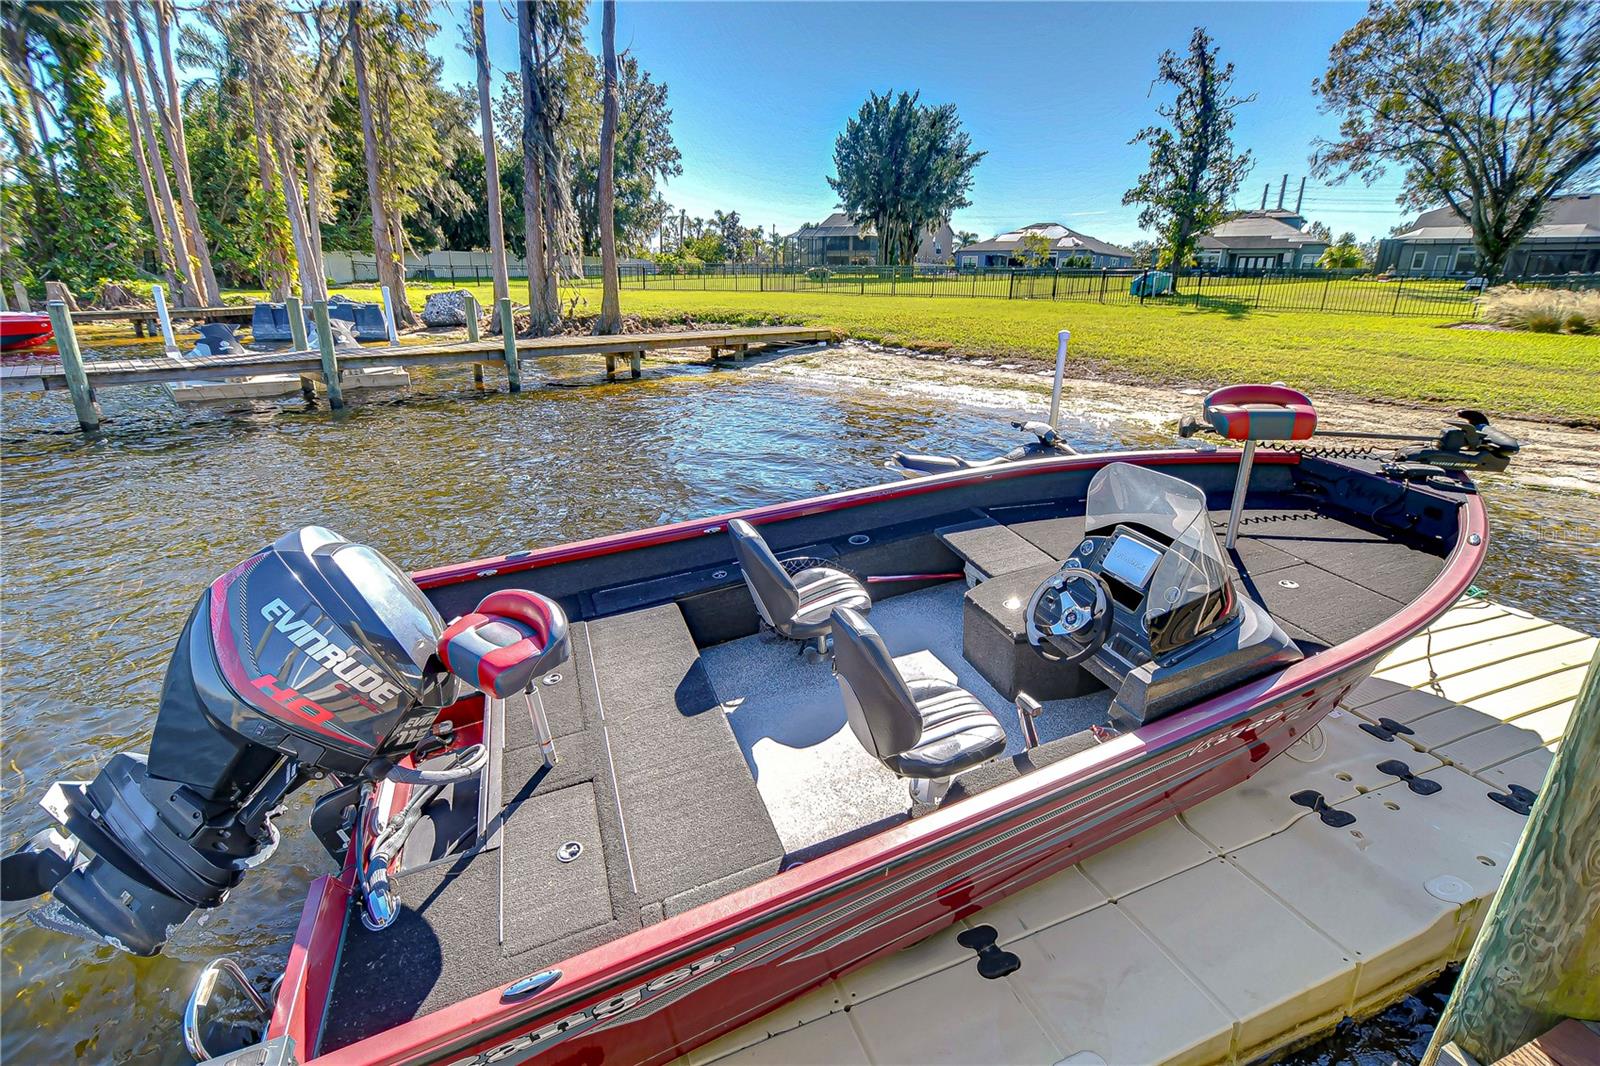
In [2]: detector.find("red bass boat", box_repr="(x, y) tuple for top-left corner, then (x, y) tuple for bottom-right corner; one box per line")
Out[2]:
(2, 387), (1518, 1066)
(0, 310), (54, 351)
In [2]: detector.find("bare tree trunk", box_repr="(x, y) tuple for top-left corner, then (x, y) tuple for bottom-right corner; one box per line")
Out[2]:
(248, 109), (293, 301)
(517, 0), (547, 334)
(247, 45), (326, 305)
(304, 131), (328, 274)
(106, 3), (179, 296)
(130, 0), (212, 305)
(595, 0), (621, 334)
(110, 0), (199, 305)
(349, 0), (416, 327)
(472, 0), (510, 307)
(147, 0), (221, 303)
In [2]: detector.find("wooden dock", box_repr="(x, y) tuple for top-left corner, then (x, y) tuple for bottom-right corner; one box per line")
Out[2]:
(4, 298), (834, 430)
(0, 325), (832, 394)
(69, 304), (255, 336)
(675, 597), (1597, 1066)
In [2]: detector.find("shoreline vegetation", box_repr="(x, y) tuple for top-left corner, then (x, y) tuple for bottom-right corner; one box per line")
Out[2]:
(81, 280), (1598, 426)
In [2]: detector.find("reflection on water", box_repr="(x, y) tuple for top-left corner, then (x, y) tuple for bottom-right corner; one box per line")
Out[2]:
(2, 336), (1594, 1064)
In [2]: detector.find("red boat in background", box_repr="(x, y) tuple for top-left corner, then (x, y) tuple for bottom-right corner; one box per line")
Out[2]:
(0, 311), (54, 351)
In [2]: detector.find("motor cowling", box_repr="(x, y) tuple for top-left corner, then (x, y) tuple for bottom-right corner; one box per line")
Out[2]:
(0, 527), (463, 956)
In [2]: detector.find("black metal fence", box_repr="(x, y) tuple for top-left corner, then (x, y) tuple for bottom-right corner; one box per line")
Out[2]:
(588, 264), (1600, 319)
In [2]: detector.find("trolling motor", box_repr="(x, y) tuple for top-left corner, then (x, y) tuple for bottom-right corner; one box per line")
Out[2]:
(0, 527), (567, 959)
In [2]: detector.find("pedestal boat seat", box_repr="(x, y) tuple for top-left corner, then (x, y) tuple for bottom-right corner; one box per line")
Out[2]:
(727, 518), (870, 654)
(829, 606), (1007, 804)
(1203, 384), (1318, 548)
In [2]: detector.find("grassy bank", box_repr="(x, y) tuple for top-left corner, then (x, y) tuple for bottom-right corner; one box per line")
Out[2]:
(261, 281), (1600, 424)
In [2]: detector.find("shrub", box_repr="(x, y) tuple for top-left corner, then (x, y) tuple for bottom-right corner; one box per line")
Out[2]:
(1480, 285), (1600, 334)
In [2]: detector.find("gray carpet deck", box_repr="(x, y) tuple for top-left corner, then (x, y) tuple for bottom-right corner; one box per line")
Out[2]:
(321, 603), (781, 1053)
(701, 582), (1113, 853)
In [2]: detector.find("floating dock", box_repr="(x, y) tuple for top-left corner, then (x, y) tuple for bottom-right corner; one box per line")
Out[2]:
(676, 596), (1595, 1066)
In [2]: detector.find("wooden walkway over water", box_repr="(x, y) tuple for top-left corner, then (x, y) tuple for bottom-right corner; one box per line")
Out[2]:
(0, 325), (832, 393)
(4, 298), (834, 431)
(683, 597), (1596, 1066)
(70, 304), (255, 336)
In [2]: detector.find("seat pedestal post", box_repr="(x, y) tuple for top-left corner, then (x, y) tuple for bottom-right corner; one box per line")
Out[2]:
(1225, 439), (1257, 549)
(493, 686), (557, 770)
(909, 776), (952, 806)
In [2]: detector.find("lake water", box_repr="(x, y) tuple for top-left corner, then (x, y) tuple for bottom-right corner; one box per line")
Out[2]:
(2, 336), (1595, 1064)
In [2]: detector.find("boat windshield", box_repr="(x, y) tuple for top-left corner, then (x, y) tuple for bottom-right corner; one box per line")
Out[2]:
(1084, 463), (1231, 645)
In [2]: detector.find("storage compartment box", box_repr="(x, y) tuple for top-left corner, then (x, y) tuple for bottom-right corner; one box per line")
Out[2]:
(963, 562), (1104, 701)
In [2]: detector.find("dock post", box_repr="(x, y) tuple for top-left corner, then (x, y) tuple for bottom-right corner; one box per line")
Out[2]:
(312, 300), (345, 410)
(498, 298), (521, 392)
(379, 284), (400, 346)
(605, 353), (617, 377)
(0, 284), (8, 311)
(630, 350), (642, 378)
(286, 295), (309, 352)
(12, 281), (30, 311)
(1421, 648), (1600, 1066)
(47, 301), (101, 432)
(151, 284), (179, 354)
(464, 295), (484, 386)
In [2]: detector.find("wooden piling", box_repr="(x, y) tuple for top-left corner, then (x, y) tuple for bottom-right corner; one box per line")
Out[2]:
(630, 350), (642, 379)
(11, 281), (29, 311)
(605, 353), (617, 377)
(1422, 648), (1600, 1065)
(286, 295), (309, 353)
(0, 284), (8, 311)
(464, 294), (484, 386)
(46, 301), (101, 432)
(498, 298), (521, 392)
(312, 300), (345, 410)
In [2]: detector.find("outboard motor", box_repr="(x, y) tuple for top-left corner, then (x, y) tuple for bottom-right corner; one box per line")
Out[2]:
(0, 527), (466, 955)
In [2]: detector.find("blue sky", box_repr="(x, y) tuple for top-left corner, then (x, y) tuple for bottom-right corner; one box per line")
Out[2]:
(435, 1), (1417, 246)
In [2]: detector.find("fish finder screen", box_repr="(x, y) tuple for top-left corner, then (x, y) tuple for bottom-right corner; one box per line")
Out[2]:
(1103, 534), (1161, 590)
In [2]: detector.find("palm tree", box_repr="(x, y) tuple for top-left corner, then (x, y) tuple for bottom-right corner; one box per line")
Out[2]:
(348, 0), (415, 327)
(595, 0), (621, 334)
(135, 0), (221, 304)
(955, 230), (979, 248)
(108, 0), (200, 304)
(178, 3), (294, 299)
(104, 0), (180, 298)
(470, 0), (509, 309)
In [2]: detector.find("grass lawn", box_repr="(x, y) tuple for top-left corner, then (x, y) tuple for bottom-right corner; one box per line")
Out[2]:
(230, 280), (1600, 425)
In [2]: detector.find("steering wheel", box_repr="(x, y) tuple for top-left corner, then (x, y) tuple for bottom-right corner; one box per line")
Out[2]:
(1025, 568), (1113, 665)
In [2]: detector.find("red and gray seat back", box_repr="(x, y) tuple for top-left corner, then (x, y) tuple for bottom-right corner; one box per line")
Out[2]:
(439, 590), (569, 698)
(1203, 384), (1318, 442)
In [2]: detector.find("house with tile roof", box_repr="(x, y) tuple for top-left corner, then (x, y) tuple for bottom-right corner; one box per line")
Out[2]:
(1194, 210), (1329, 272)
(1375, 194), (1600, 277)
(952, 223), (1133, 270)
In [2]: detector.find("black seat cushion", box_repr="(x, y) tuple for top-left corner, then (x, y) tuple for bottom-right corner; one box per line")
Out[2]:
(884, 678), (1007, 778)
(789, 566), (871, 637)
